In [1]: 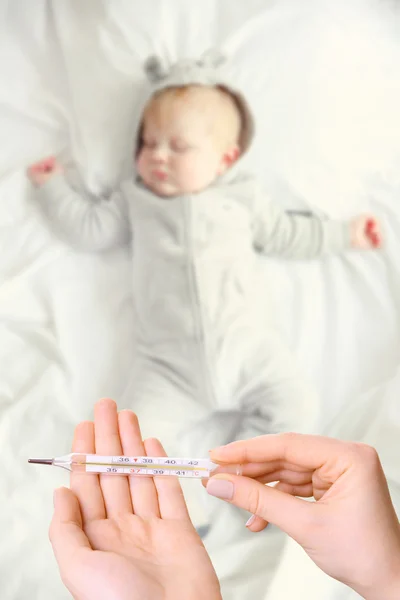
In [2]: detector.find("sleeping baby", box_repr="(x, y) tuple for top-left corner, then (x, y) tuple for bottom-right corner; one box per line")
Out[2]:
(27, 50), (382, 459)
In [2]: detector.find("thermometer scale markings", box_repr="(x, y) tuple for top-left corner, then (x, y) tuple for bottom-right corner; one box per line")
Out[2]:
(83, 455), (209, 477)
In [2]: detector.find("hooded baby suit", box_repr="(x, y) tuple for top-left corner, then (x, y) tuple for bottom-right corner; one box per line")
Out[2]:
(35, 50), (351, 456)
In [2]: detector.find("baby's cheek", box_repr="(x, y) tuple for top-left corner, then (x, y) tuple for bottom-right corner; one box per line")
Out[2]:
(136, 153), (147, 176)
(173, 157), (195, 180)
(183, 157), (210, 182)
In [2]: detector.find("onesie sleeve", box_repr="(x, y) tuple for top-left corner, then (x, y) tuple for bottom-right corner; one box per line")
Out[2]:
(34, 173), (131, 252)
(252, 183), (352, 259)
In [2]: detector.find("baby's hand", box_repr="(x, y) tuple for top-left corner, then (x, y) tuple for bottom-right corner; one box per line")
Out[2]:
(350, 215), (382, 249)
(27, 156), (63, 187)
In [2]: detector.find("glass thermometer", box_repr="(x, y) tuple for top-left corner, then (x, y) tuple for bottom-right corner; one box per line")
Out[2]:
(28, 453), (241, 479)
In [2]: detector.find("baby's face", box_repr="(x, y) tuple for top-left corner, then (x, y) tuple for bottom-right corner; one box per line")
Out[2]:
(136, 102), (232, 197)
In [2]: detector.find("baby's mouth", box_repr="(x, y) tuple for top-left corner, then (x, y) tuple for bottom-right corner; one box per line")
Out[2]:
(152, 170), (168, 181)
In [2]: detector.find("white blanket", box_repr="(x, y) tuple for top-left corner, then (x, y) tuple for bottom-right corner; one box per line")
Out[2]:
(1, 1), (400, 599)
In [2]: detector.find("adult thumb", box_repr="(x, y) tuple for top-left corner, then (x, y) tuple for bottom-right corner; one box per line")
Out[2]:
(206, 474), (313, 540)
(49, 488), (91, 568)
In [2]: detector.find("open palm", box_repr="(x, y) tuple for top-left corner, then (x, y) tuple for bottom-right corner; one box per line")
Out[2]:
(50, 399), (221, 600)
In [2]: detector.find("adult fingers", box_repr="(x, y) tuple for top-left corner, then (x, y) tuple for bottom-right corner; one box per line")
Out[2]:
(70, 421), (106, 525)
(210, 433), (351, 476)
(244, 513), (269, 533)
(242, 478), (315, 533)
(49, 487), (92, 573)
(118, 410), (160, 518)
(272, 481), (314, 498)
(206, 474), (313, 541)
(94, 398), (133, 517)
(255, 469), (313, 486)
(145, 438), (191, 521)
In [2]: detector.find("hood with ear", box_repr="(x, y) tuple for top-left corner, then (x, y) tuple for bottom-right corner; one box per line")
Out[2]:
(131, 49), (255, 166)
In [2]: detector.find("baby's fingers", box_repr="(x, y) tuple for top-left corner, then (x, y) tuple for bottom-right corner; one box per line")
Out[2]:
(28, 156), (60, 175)
(364, 217), (383, 248)
(35, 156), (56, 170)
(27, 157), (63, 187)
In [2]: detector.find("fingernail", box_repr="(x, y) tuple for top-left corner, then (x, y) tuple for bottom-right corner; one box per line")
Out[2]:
(206, 478), (234, 500)
(246, 514), (256, 527)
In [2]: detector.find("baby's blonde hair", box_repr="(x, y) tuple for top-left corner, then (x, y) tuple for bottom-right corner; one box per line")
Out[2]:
(143, 84), (243, 151)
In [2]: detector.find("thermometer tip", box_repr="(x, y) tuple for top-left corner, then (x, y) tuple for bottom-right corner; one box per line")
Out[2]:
(28, 458), (53, 466)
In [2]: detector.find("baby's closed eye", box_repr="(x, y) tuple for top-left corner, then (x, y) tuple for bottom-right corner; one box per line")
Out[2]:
(143, 138), (158, 149)
(170, 140), (191, 153)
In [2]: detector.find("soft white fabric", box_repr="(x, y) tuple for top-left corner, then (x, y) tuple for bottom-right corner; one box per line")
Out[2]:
(1, 1), (400, 599)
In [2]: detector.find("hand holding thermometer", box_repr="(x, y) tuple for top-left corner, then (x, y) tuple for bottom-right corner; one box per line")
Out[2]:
(28, 453), (242, 478)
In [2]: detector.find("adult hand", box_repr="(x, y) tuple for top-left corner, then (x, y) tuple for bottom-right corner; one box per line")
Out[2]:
(50, 399), (221, 600)
(206, 433), (400, 600)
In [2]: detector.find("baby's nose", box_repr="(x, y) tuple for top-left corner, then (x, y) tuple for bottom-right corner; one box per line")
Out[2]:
(152, 147), (168, 163)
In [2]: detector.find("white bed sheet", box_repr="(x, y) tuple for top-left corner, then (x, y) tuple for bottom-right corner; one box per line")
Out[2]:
(1, 1), (400, 599)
